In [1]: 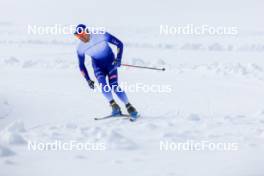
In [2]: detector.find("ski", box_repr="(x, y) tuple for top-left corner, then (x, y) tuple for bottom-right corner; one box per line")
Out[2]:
(94, 114), (130, 121)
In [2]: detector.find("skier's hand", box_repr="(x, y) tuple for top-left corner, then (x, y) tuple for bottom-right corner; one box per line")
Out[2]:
(112, 58), (121, 68)
(87, 80), (95, 89)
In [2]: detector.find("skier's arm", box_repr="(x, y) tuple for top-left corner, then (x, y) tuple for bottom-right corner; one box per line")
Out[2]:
(105, 32), (123, 62)
(77, 52), (90, 81)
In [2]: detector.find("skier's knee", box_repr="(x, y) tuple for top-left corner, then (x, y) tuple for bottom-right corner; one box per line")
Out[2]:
(112, 84), (124, 93)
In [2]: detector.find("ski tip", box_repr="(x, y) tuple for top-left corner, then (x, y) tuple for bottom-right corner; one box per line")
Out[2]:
(94, 117), (103, 120)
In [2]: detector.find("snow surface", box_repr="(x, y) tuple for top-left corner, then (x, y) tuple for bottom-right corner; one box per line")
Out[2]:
(1, 0), (264, 175)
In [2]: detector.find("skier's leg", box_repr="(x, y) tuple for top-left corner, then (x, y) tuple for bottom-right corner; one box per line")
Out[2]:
(93, 61), (114, 102)
(93, 61), (122, 116)
(108, 68), (129, 104)
(96, 75), (114, 102)
(108, 69), (139, 120)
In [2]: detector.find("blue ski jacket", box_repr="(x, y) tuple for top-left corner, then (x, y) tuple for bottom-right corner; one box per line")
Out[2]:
(76, 32), (123, 81)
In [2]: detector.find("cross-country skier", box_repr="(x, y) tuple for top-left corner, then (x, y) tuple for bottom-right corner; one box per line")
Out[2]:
(74, 24), (139, 121)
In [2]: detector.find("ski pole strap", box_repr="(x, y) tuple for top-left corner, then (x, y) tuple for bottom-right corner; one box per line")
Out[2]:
(121, 64), (166, 71)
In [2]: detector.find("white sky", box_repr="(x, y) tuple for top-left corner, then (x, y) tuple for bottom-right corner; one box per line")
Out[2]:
(0, 0), (263, 29)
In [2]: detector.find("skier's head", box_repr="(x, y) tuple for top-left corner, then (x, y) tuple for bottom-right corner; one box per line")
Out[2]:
(74, 24), (90, 43)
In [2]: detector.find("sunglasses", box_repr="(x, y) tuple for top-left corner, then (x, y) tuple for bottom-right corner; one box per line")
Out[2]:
(74, 32), (87, 39)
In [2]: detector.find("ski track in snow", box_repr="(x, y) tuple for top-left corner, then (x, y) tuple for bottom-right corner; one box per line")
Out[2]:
(1, 112), (264, 175)
(1, 111), (264, 151)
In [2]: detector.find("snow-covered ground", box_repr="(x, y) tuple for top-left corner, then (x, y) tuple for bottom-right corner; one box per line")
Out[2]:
(1, 0), (264, 175)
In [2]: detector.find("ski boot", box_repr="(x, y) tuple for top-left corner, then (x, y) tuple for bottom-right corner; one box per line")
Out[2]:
(110, 100), (122, 116)
(126, 103), (139, 121)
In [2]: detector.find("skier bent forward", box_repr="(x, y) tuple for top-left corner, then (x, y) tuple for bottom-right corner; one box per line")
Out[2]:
(74, 24), (138, 121)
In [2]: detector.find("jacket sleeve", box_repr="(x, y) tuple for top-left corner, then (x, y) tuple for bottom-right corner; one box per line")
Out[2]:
(105, 32), (123, 61)
(77, 51), (90, 81)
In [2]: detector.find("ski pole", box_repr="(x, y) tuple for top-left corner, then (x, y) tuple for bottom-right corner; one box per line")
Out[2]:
(121, 64), (166, 71)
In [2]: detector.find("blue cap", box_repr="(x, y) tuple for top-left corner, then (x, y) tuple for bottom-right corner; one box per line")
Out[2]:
(74, 24), (87, 35)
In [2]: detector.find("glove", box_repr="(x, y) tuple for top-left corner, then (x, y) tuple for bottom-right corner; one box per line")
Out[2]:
(87, 80), (95, 89)
(112, 58), (121, 68)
